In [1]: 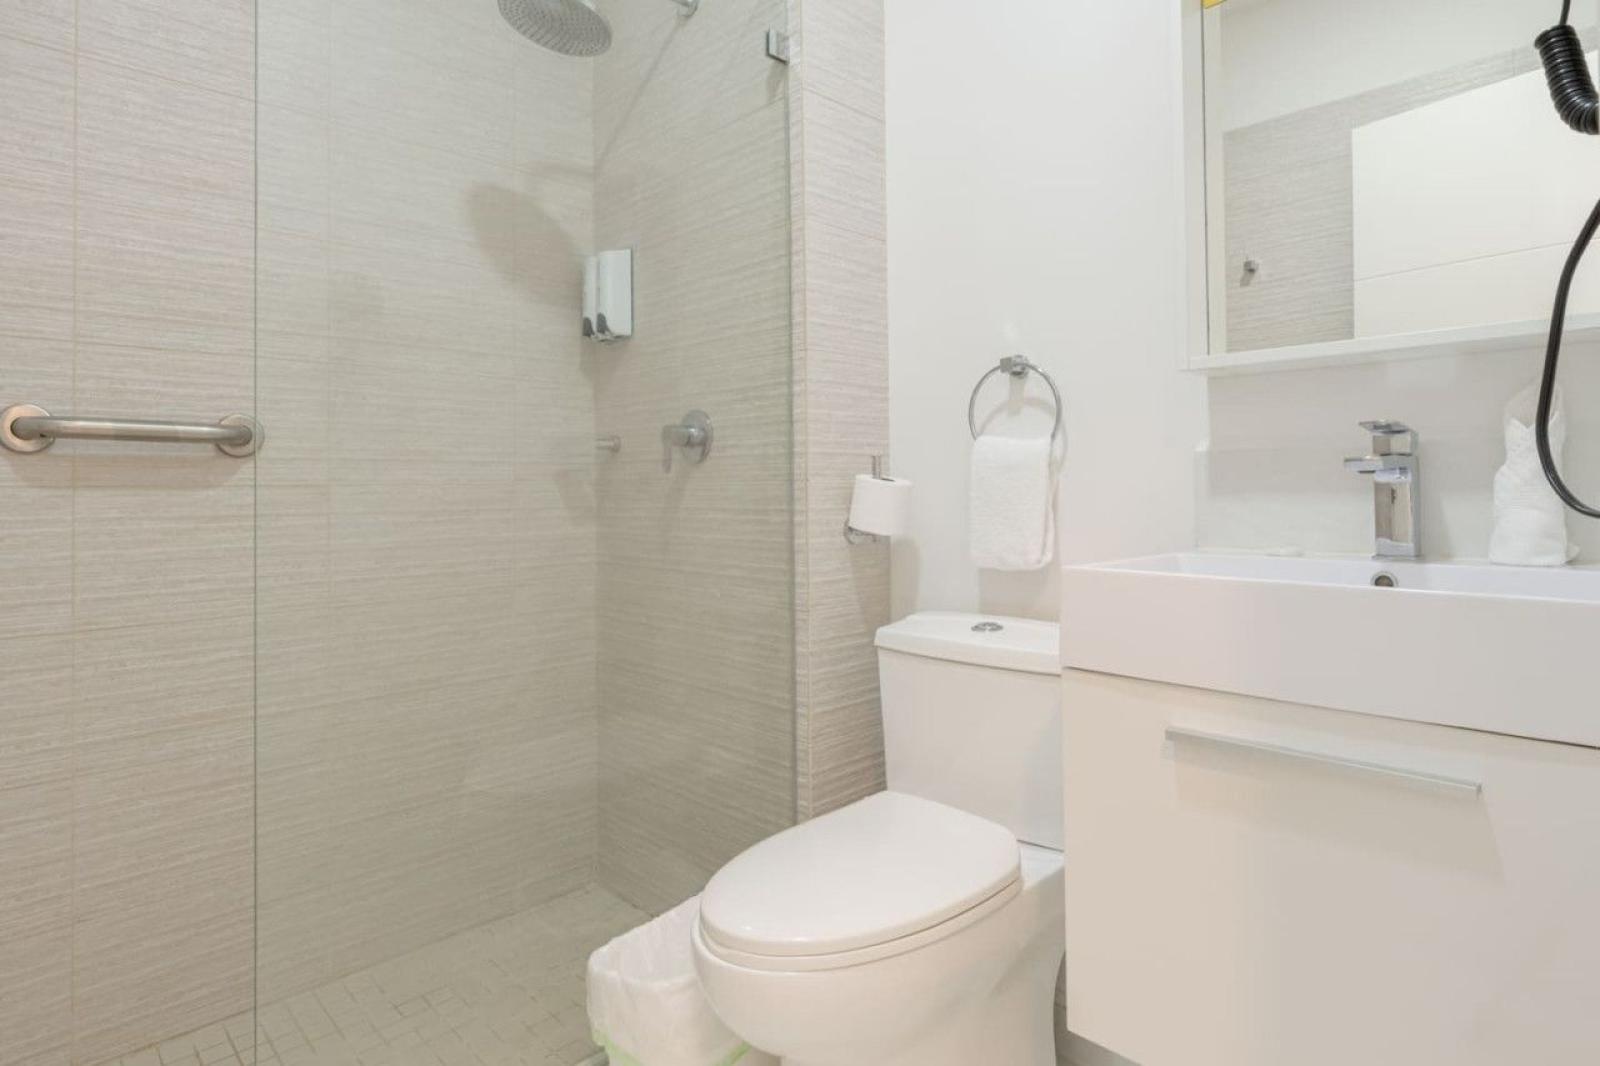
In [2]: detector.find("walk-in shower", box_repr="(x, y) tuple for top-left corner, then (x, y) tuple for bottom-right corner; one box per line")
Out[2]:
(0, 0), (792, 1063)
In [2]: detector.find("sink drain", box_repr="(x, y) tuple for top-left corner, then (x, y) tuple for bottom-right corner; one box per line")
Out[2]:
(1371, 571), (1399, 588)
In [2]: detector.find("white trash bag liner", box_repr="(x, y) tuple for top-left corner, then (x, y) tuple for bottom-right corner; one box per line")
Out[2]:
(587, 895), (772, 1066)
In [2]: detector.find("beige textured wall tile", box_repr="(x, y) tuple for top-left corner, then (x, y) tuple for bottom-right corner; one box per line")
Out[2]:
(0, 924), (73, 1066)
(77, 60), (254, 227)
(795, 0), (885, 119)
(257, 230), (331, 336)
(74, 60), (254, 355)
(255, 887), (333, 1003)
(251, 0), (601, 997)
(257, 672), (596, 994)
(254, 483), (334, 726)
(72, 617), (254, 768)
(327, 243), (520, 356)
(794, 91), (885, 241)
(71, 346), (256, 639)
(330, 465), (517, 606)
(0, 0), (74, 51)
(1, 2), (262, 1061)
(592, 0), (797, 913)
(255, 704), (336, 908)
(329, 2), (517, 165)
(0, 37), (74, 341)
(0, 637), (71, 791)
(72, 473), (254, 631)
(78, 0), (253, 98)
(0, 781), (73, 1066)
(257, 2), (329, 116)
(74, 343), (253, 420)
(593, 0), (785, 163)
(72, 731), (254, 1063)
(332, 131), (521, 256)
(0, 338), (73, 643)
(791, 0), (890, 820)
(256, 333), (331, 483)
(514, 47), (593, 175)
(75, 200), (255, 357)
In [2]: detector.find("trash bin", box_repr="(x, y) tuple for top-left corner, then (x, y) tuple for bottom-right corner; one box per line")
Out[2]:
(587, 895), (777, 1066)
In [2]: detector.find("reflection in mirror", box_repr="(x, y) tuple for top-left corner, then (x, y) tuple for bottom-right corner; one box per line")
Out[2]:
(1202, 0), (1600, 355)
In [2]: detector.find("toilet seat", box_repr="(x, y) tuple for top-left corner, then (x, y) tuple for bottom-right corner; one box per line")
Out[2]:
(698, 791), (1021, 973)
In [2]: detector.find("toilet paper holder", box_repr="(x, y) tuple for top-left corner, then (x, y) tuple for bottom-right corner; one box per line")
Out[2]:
(845, 455), (896, 545)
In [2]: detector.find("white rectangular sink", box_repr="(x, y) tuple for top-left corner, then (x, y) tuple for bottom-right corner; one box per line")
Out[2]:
(1061, 553), (1600, 749)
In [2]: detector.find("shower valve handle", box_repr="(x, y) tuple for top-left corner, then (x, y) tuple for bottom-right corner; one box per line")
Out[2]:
(661, 411), (713, 473)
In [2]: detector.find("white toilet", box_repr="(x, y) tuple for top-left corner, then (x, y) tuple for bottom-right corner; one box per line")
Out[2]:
(693, 612), (1063, 1066)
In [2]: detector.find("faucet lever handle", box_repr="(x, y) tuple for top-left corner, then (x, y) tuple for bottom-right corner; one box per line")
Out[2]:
(1358, 420), (1416, 455)
(659, 410), (713, 474)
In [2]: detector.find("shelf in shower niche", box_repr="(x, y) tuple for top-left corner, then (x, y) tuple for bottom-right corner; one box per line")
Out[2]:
(1187, 313), (1600, 377)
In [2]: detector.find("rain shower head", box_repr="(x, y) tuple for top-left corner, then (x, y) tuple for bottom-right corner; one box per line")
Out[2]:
(498, 0), (612, 57)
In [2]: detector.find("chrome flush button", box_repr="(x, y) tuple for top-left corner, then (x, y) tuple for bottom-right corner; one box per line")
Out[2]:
(971, 622), (1004, 633)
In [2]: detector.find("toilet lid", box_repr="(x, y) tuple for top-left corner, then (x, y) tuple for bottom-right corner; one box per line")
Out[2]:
(699, 791), (1021, 959)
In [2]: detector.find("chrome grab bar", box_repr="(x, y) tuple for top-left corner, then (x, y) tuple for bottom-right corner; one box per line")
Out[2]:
(1, 404), (263, 457)
(1165, 727), (1483, 797)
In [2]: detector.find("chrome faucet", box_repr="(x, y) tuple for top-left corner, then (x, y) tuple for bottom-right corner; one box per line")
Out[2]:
(1344, 420), (1420, 559)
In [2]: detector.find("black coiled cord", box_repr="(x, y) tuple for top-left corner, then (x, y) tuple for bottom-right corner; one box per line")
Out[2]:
(1538, 195), (1600, 518)
(1536, 4), (1600, 517)
(1538, 23), (1600, 132)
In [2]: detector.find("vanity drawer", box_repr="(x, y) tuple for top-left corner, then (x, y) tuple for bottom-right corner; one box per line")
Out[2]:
(1063, 669), (1600, 1066)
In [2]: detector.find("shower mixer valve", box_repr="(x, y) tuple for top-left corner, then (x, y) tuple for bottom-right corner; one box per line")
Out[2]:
(661, 411), (713, 473)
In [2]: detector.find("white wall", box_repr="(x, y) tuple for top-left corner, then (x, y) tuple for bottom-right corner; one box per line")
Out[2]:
(886, 0), (1207, 623)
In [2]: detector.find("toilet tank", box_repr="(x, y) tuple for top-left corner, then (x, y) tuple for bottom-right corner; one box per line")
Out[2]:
(876, 612), (1062, 849)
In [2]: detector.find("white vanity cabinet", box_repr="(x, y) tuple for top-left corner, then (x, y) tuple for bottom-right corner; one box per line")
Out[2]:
(1063, 669), (1600, 1066)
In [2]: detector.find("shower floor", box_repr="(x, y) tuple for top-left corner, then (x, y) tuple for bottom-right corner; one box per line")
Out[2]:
(103, 886), (648, 1066)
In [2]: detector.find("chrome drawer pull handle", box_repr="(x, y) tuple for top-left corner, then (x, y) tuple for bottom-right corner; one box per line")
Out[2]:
(1165, 727), (1483, 797)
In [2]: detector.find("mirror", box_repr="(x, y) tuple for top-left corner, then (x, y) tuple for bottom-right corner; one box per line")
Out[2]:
(1199, 0), (1600, 358)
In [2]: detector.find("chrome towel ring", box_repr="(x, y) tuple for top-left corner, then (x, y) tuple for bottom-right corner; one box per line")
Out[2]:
(967, 355), (1063, 445)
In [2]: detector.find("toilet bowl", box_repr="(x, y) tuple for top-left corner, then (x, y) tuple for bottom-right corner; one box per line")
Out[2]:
(694, 794), (1064, 1066)
(691, 613), (1064, 1066)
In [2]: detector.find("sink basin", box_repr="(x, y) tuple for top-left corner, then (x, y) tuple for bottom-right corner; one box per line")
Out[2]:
(1061, 552), (1600, 749)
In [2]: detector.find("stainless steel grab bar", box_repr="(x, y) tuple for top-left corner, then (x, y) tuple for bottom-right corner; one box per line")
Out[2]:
(1, 404), (263, 457)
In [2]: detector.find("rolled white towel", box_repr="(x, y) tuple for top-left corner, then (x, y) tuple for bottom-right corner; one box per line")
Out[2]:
(970, 435), (1056, 571)
(1489, 382), (1577, 567)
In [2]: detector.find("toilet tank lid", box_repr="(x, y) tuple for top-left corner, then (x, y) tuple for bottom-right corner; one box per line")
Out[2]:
(875, 612), (1060, 675)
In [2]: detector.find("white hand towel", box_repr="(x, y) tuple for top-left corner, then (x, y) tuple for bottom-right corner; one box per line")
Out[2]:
(1489, 382), (1578, 567)
(970, 435), (1056, 571)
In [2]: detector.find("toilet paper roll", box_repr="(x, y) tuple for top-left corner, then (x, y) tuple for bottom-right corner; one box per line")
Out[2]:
(847, 474), (912, 538)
